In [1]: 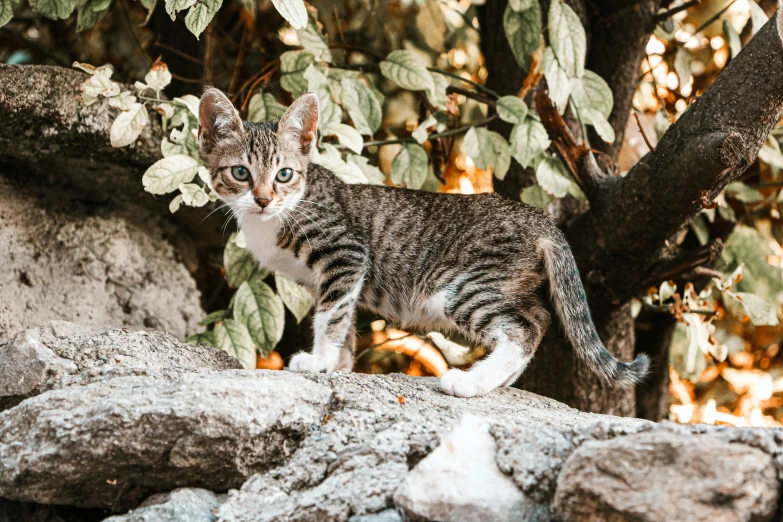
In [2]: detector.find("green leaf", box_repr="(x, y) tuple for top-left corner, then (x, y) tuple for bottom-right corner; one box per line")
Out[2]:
(496, 96), (528, 124)
(30, 0), (75, 19)
(187, 330), (216, 347)
(297, 16), (332, 63)
(247, 92), (287, 123)
(312, 145), (368, 184)
(674, 46), (691, 87)
(0, 0), (21, 27)
(548, 0), (585, 78)
(380, 50), (435, 92)
(509, 118), (550, 168)
(142, 154), (199, 194)
(233, 275), (286, 355)
(725, 291), (779, 326)
(179, 182), (210, 207)
(536, 156), (572, 198)
(391, 143), (429, 189)
(214, 319), (256, 369)
(503, 2), (541, 72)
(271, 0), (306, 29)
(569, 70), (613, 119)
(579, 106), (615, 144)
(275, 274), (312, 323)
(541, 48), (570, 113)
(750, 0), (768, 36)
(324, 122), (364, 154)
(723, 20), (741, 58)
(110, 103), (149, 148)
(304, 65), (341, 130)
(185, 0), (222, 38)
(165, 0), (195, 18)
(76, 0), (110, 31)
(425, 71), (450, 108)
(198, 309), (231, 326)
(224, 232), (258, 288)
(521, 184), (553, 208)
(463, 127), (511, 181)
(412, 115), (438, 144)
(341, 78), (382, 135)
(347, 154), (385, 185)
(725, 181), (764, 203)
(280, 50), (315, 95)
(169, 194), (183, 213)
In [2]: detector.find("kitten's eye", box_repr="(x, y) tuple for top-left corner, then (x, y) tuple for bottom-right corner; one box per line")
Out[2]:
(231, 166), (250, 181)
(276, 168), (294, 183)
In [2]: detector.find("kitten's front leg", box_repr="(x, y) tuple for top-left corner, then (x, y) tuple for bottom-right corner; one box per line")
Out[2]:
(289, 273), (363, 374)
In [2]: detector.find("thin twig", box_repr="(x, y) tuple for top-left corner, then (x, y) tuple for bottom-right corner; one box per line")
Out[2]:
(170, 72), (206, 84)
(360, 115), (498, 148)
(229, 24), (252, 95)
(446, 85), (496, 108)
(642, 301), (718, 316)
(153, 41), (204, 65)
(427, 68), (500, 99)
(633, 112), (656, 152)
(241, 64), (280, 111)
(119, 0), (152, 67)
(656, 0), (700, 22)
(694, 0), (738, 33)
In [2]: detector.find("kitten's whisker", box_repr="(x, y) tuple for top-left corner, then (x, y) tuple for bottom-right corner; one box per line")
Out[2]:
(287, 207), (327, 241)
(199, 202), (232, 226)
(297, 199), (328, 210)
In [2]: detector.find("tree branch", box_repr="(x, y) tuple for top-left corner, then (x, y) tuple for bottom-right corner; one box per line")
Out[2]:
(569, 9), (783, 301)
(535, 89), (607, 200)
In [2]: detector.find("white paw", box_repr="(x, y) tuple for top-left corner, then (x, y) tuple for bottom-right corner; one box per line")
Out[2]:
(288, 352), (335, 373)
(440, 369), (490, 398)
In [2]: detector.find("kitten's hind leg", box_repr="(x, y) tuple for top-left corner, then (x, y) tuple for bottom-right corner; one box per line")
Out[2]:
(441, 308), (549, 397)
(336, 327), (355, 373)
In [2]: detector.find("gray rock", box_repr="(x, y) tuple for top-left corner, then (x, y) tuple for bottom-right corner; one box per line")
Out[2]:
(0, 371), (331, 510)
(348, 509), (402, 522)
(0, 65), (226, 251)
(394, 415), (547, 522)
(103, 488), (224, 522)
(554, 430), (780, 522)
(0, 321), (241, 410)
(0, 177), (204, 341)
(0, 65), (161, 202)
(215, 373), (646, 522)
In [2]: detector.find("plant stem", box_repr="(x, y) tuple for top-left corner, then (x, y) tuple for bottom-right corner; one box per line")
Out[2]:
(360, 114), (499, 148)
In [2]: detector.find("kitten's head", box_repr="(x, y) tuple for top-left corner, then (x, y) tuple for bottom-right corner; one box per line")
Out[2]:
(198, 88), (319, 221)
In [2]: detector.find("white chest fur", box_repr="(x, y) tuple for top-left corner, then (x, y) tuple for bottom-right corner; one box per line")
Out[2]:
(241, 217), (317, 289)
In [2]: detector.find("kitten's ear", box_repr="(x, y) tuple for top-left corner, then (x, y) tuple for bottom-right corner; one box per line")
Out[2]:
(198, 88), (243, 156)
(278, 93), (319, 157)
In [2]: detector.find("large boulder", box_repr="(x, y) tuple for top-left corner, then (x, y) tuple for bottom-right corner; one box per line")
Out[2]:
(0, 321), (241, 410)
(0, 324), (780, 521)
(554, 430), (780, 522)
(0, 177), (204, 341)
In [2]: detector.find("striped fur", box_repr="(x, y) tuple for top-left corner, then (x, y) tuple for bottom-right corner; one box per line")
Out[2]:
(198, 89), (649, 397)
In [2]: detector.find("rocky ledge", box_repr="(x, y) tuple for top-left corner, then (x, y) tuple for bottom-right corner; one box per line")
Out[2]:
(0, 321), (782, 522)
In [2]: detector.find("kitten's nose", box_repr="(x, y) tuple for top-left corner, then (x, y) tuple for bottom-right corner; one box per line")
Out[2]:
(254, 197), (271, 209)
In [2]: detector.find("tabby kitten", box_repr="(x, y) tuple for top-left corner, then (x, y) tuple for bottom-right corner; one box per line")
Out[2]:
(198, 88), (649, 398)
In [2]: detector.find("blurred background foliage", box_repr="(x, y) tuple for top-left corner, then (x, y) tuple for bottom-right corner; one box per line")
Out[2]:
(3, 0), (783, 427)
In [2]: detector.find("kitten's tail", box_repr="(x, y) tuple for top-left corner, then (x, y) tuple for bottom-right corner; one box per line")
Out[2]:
(540, 236), (649, 387)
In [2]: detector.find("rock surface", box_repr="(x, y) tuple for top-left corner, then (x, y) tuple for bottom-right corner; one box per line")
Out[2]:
(0, 371), (329, 510)
(394, 415), (544, 522)
(554, 430), (780, 522)
(103, 488), (224, 522)
(0, 323), (782, 521)
(0, 65), (228, 250)
(0, 178), (204, 341)
(0, 321), (240, 410)
(0, 64), (161, 207)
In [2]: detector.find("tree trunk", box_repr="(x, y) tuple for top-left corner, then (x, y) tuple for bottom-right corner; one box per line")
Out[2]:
(479, 2), (783, 416)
